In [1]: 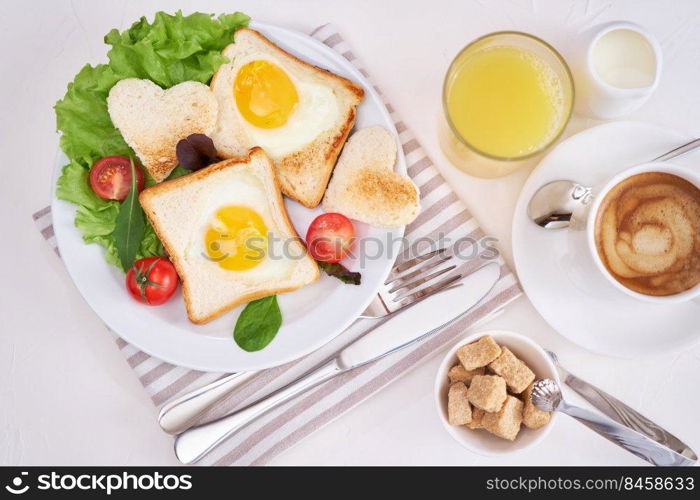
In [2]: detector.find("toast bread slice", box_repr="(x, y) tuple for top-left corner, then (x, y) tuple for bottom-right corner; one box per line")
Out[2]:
(323, 126), (420, 227)
(210, 28), (364, 207)
(139, 147), (319, 324)
(107, 79), (218, 182)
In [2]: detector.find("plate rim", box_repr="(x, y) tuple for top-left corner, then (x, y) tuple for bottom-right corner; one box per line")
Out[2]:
(51, 20), (405, 372)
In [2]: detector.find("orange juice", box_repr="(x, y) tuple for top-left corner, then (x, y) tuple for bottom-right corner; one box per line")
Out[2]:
(444, 40), (571, 160)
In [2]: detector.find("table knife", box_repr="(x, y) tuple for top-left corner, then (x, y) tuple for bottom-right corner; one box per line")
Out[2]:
(547, 350), (697, 463)
(174, 262), (500, 464)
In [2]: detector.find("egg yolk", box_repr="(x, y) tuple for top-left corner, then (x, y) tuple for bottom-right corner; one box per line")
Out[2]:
(204, 205), (268, 271)
(234, 60), (299, 129)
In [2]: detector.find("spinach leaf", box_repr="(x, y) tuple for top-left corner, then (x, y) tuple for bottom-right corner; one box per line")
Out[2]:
(234, 296), (283, 352)
(113, 159), (145, 270)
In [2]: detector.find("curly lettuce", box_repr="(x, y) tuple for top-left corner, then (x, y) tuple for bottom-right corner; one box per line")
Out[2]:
(55, 11), (249, 268)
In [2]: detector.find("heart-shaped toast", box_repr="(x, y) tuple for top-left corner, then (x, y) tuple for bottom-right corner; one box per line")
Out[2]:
(323, 126), (420, 227)
(107, 79), (218, 182)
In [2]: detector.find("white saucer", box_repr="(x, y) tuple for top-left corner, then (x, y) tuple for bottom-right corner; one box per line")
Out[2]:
(512, 121), (700, 358)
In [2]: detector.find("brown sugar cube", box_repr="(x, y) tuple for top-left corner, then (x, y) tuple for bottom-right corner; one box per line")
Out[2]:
(448, 364), (485, 384)
(465, 407), (486, 430)
(448, 382), (472, 425)
(488, 347), (535, 394)
(456, 335), (502, 370)
(482, 395), (524, 441)
(522, 381), (551, 429)
(467, 374), (507, 412)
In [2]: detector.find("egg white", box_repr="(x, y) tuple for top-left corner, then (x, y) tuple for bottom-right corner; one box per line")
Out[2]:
(232, 53), (340, 158)
(184, 171), (297, 285)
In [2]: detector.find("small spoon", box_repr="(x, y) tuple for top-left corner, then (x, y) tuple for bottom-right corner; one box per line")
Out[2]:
(531, 379), (695, 466)
(528, 137), (700, 229)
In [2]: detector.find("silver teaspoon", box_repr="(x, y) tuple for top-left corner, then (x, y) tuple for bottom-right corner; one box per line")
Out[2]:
(531, 379), (695, 466)
(527, 137), (700, 229)
(546, 350), (697, 461)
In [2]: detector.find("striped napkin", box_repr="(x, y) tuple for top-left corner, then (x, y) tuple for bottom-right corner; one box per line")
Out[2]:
(34, 24), (522, 465)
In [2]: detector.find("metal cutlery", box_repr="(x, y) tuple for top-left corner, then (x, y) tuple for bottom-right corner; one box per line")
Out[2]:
(546, 350), (696, 462)
(528, 137), (700, 229)
(159, 247), (478, 434)
(159, 372), (259, 434)
(174, 261), (501, 464)
(532, 379), (696, 466)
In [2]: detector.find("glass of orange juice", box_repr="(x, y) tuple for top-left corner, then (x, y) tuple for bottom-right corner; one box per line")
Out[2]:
(440, 32), (574, 178)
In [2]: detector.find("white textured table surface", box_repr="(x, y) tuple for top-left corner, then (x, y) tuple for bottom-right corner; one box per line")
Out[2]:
(1, 0), (699, 466)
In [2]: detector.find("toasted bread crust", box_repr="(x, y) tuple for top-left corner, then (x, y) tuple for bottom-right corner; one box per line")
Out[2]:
(188, 281), (315, 325)
(209, 28), (364, 208)
(139, 148), (319, 324)
(231, 28), (365, 102)
(139, 151), (257, 199)
(277, 107), (357, 208)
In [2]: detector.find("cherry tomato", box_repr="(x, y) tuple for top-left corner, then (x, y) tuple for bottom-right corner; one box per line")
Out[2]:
(126, 257), (178, 306)
(89, 156), (145, 200)
(305, 213), (356, 263)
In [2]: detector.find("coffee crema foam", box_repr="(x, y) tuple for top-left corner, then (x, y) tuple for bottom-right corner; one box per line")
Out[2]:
(594, 172), (700, 296)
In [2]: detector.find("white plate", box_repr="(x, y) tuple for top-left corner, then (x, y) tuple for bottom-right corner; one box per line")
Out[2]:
(512, 121), (700, 358)
(51, 22), (405, 372)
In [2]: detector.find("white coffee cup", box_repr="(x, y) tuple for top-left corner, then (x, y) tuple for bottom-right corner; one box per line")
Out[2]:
(584, 162), (700, 304)
(572, 21), (662, 119)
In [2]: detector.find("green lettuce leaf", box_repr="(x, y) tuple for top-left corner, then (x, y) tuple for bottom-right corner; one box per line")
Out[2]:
(56, 160), (110, 211)
(55, 10), (250, 269)
(166, 165), (191, 180)
(139, 223), (164, 259)
(74, 203), (121, 267)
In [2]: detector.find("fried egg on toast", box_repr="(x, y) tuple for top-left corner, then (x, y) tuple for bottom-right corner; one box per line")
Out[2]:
(210, 28), (364, 208)
(139, 148), (319, 324)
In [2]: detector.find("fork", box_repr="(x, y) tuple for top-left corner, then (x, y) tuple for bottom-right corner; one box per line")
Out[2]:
(173, 260), (499, 463)
(158, 247), (463, 434)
